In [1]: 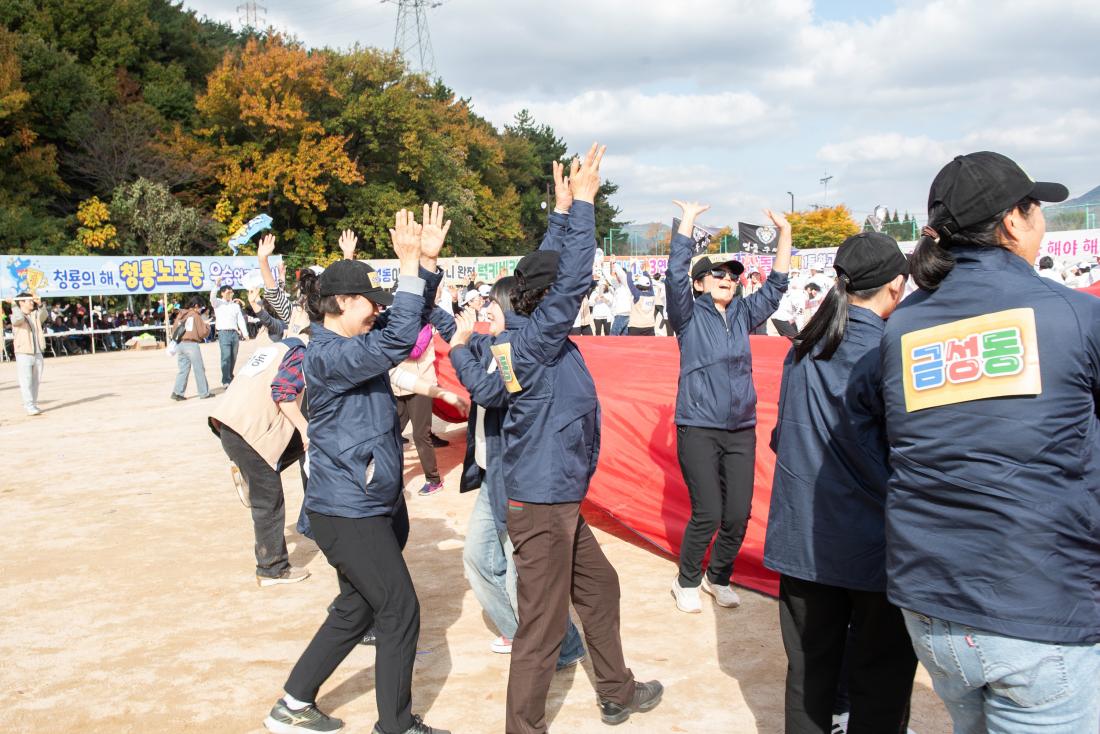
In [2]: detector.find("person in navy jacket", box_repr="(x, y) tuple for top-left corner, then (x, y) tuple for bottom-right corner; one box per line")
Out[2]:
(264, 206), (451, 734)
(881, 152), (1100, 733)
(494, 144), (662, 733)
(764, 232), (916, 733)
(666, 200), (791, 614)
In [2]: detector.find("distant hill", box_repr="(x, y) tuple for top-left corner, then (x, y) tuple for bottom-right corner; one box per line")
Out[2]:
(1063, 185), (1100, 207)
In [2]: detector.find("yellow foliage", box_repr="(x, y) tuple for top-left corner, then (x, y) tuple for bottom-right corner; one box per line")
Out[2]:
(787, 205), (860, 249)
(76, 196), (119, 252)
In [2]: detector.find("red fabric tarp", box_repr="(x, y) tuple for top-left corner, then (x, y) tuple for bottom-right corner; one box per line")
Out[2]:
(433, 332), (788, 598)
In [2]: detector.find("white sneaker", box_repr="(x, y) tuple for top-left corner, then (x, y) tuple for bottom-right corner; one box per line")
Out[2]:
(257, 567), (311, 587)
(831, 712), (849, 734)
(701, 576), (741, 608)
(490, 635), (512, 654)
(671, 576), (702, 614)
(26, 407), (42, 416)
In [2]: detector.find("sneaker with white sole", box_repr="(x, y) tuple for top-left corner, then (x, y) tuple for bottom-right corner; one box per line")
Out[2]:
(263, 698), (343, 733)
(831, 712), (849, 734)
(701, 576), (741, 608)
(230, 463), (250, 508)
(490, 635), (512, 654)
(257, 567), (311, 587)
(671, 576), (702, 613)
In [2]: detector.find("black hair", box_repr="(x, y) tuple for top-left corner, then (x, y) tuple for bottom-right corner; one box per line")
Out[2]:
(509, 284), (551, 317)
(186, 296), (203, 310)
(490, 276), (516, 314)
(1039, 255), (1054, 269)
(793, 277), (886, 362)
(910, 197), (1039, 291)
(296, 268), (319, 306)
(298, 267), (333, 321)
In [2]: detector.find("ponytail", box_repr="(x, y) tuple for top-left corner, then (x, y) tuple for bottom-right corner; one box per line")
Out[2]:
(299, 268), (327, 322)
(793, 277), (850, 362)
(793, 277), (886, 362)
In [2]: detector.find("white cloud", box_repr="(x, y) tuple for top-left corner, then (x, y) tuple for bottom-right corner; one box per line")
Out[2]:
(819, 134), (949, 164)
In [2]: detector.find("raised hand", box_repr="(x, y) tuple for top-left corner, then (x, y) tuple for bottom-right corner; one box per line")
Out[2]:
(449, 307), (477, 347)
(389, 209), (423, 276)
(568, 142), (607, 205)
(553, 159), (572, 211)
(338, 229), (358, 260)
(763, 208), (791, 234)
(420, 202), (451, 260)
(763, 208), (793, 274)
(247, 288), (262, 308)
(256, 234), (276, 260)
(673, 200), (711, 236)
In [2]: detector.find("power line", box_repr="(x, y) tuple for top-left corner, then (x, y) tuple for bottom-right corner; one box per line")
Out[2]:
(382, 0), (443, 76)
(236, 1), (267, 28)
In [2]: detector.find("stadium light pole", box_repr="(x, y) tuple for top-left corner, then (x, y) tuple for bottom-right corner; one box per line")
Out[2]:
(787, 191), (794, 213)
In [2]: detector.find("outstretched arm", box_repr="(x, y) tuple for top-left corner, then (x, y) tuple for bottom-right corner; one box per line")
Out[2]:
(666, 200), (711, 333)
(744, 209), (792, 329)
(538, 160), (573, 253)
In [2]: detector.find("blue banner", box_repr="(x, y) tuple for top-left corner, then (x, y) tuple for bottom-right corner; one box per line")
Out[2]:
(1, 254), (283, 298)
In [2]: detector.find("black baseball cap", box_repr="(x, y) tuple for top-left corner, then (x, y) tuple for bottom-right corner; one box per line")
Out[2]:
(834, 232), (909, 291)
(514, 250), (560, 292)
(928, 152), (1068, 235)
(691, 256), (745, 280)
(319, 260), (393, 306)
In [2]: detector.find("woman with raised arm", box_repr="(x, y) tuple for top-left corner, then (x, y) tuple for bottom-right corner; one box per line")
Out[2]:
(496, 144), (662, 733)
(665, 200), (791, 614)
(763, 232), (915, 733)
(262, 207), (450, 734)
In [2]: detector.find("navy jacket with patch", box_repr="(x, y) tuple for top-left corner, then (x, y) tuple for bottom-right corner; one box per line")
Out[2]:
(765, 306), (892, 592)
(498, 201), (600, 505)
(881, 246), (1100, 644)
(666, 232), (788, 430)
(302, 269), (440, 519)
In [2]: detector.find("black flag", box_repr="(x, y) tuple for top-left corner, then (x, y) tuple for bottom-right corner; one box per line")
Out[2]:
(738, 222), (779, 254)
(672, 218), (719, 256)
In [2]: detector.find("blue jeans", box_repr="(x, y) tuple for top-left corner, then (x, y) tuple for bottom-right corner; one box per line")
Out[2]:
(173, 342), (209, 397)
(902, 610), (1100, 734)
(218, 330), (239, 386)
(462, 484), (585, 664)
(610, 314), (629, 336)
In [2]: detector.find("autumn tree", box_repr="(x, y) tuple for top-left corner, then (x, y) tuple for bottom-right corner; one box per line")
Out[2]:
(110, 177), (212, 255)
(787, 205), (860, 249)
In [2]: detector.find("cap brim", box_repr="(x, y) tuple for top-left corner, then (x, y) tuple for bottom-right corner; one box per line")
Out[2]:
(1030, 181), (1068, 203)
(366, 289), (393, 307)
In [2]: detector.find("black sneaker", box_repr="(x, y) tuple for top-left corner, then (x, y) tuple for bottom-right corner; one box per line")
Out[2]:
(599, 680), (663, 725)
(372, 715), (449, 734)
(263, 699), (344, 732)
(429, 433), (449, 448)
(170, 392), (186, 401)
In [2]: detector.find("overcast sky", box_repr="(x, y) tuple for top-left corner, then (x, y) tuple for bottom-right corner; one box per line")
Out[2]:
(183, 0), (1100, 229)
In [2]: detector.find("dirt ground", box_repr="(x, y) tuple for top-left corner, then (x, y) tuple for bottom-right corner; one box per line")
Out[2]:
(0, 341), (952, 733)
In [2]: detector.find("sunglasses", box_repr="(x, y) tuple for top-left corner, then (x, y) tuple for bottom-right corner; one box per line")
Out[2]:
(707, 269), (736, 280)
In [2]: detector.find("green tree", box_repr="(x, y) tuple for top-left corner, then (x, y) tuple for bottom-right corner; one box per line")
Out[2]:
(110, 177), (213, 255)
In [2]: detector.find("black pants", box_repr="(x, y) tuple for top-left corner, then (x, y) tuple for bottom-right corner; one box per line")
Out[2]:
(396, 393), (439, 484)
(593, 319), (610, 336)
(219, 428), (289, 578)
(627, 326), (654, 336)
(676, 425), (756, 587)
(779, 575), (916, 734)
(285, 500), (417, 734)
(569, 325), (593, 336)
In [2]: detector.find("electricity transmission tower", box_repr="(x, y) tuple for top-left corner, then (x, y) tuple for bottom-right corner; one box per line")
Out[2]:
(383, 0), (443, 76)
(237, 1), (267, 28)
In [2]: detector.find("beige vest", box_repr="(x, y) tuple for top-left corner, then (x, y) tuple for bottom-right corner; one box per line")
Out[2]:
(628, 295), (656, 328)
(11, 307), (47, 355)
(209, 338), (304, 469)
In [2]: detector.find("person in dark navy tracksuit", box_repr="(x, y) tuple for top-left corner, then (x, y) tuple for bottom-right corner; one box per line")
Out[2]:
(764, 232), (916, 734)
(882, 152), (1100, 734)
(263, 206), (451, 734)
(666, 199), (791, 614)
(495, 145), (662, 734)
